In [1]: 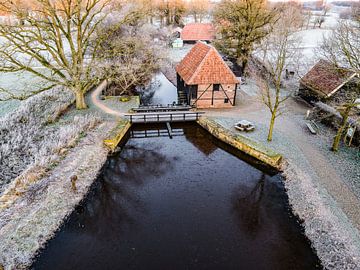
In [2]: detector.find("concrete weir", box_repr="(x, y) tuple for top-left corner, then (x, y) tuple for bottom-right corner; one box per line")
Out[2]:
(197, 117), (283, 169)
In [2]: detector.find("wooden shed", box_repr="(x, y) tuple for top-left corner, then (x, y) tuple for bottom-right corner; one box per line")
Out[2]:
(299, 60), (358, 103)
(176, 42), (240, 108)
(180, 23), (215, 43)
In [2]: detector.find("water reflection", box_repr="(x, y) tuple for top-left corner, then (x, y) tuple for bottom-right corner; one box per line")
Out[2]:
(231, 173), (266, 238)
(183, 126), (217, 156)
(69, 143), (174, 239)
(140, 72), (178, 105)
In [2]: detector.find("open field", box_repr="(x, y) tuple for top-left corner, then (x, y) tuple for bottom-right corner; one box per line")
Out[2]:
(0, 71), (49, 117)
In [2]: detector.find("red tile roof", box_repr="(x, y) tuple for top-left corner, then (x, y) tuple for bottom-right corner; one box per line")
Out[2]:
(180, 23), (215, 42)
(300, 60), (357, 97)
(176, 42), (240, 85)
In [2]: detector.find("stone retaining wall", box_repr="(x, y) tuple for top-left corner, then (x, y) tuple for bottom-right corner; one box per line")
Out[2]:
(103, 119), (132, 151)
(197, 117), (283, 169)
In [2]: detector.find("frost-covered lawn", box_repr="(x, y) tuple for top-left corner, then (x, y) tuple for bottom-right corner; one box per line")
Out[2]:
(0, 70), (50, 117)
(293, 11), (355, 74)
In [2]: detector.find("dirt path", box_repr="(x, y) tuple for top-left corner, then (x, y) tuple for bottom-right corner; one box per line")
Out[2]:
(89, 80), (124, 117)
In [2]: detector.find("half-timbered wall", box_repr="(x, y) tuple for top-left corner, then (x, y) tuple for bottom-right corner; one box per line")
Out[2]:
(190, 83), (237, 108)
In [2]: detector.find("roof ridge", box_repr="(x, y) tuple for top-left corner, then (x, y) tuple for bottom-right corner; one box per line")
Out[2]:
(187, 43), (212, 84)
(212, 46), (239, 82)
(190, 44), (239, 85)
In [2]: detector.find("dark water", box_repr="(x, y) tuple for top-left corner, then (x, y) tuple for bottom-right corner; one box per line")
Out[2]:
(32, 124), (320, 270)
(140, 73), (178, 106)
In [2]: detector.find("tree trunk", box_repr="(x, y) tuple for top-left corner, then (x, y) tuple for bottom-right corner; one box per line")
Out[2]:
(267, 112), (276, 142)
(240, 59), (248, 77)
(332, 106), (351, 152)
(75, 91), (87, 110)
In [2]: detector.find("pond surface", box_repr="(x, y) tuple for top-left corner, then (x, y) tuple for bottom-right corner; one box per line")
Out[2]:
(33, 124), (320, 270)
(141, 73), (178, 106)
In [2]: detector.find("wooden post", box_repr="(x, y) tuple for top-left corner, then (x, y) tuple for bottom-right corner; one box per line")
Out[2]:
(166, 122), (173, 139)
(211, 84), (214, 105)
(233, 84), (238, 106)
(70, 175), (78, 192)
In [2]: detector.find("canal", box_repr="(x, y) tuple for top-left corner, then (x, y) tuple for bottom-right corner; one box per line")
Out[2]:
(140, 72), (178, 106)
(32, 123), (320, 270)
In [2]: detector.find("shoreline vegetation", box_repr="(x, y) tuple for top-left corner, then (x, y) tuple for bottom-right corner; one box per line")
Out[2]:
(0, 123), (113, 269)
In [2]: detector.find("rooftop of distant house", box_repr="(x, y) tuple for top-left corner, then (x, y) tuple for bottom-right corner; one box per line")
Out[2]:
(180, 23), (215, 42)
(300, 59), (358, 98)
(176, 42), (239, 85)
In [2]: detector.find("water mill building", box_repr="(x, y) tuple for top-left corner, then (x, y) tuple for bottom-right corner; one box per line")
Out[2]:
(176, 42), (240, 109)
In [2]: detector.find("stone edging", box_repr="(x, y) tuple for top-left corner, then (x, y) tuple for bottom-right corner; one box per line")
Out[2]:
(197, 116), (282, 169)
(103, 119), (132, 151)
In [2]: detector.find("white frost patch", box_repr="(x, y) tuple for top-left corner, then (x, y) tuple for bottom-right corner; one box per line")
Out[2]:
(283, 162), (360, 270)
(0, 122), (114, 270)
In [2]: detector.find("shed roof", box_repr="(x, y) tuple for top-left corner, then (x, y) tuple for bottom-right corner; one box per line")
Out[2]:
(176, 42), (240, 85)
(180, 23), (215, 41)
(300, 60), (357, 98)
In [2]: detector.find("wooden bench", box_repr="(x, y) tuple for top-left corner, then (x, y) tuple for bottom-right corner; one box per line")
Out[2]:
(306, 122), (317, 135)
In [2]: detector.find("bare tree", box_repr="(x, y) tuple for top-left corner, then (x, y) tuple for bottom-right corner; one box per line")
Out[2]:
(320, 18), (360, 151)
(0, 0), (111, 109)
(156, 0), (186, 27)
(187, 0), (210, 23)
(257, 5), (302, 141)
(97, 21), (161, 96)
(304, 9), (312, 30)
(213, 0), (278, 76)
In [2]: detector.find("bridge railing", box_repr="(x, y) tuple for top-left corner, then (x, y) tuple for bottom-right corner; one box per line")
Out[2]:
(132, 104), (193, 113)
(125, 111), (205, 123)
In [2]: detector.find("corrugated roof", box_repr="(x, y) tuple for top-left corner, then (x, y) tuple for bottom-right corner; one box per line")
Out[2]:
(180, 23), (215, 41)
(300, 60), (357, 98)
(176, 42), (240, 85)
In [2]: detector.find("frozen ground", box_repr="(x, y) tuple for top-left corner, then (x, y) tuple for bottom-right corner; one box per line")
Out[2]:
(293, 11), (356, 75)
(0, 71), (49, 117)
(0, 85), (115, 269)
(0, 121), (114, 270)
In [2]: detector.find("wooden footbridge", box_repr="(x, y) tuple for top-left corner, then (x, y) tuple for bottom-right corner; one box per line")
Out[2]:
(125, 105), (205, 138)
(125, 105), (204, 124)
(125, 111), (204, 124)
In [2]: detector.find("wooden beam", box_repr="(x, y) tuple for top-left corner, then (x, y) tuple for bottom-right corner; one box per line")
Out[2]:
(220, 84), (233, 106)
(166, 122), (173, 139)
